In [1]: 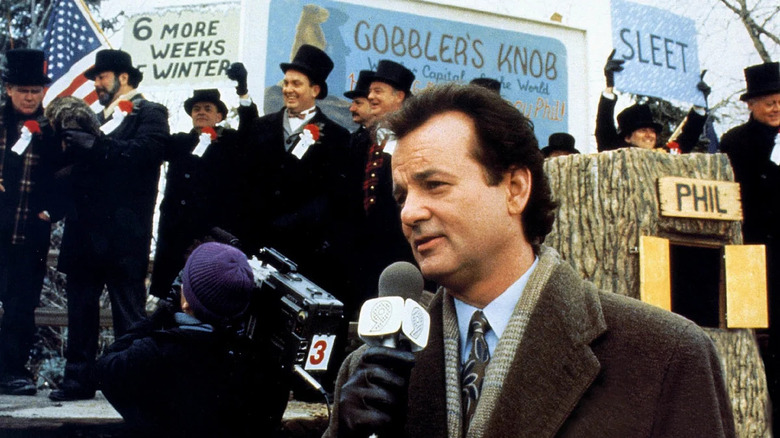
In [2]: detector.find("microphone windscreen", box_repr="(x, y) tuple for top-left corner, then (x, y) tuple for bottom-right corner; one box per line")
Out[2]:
(378, 261), (424, 301)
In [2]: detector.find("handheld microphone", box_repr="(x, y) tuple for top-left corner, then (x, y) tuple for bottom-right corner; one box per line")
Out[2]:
(358, 261), (430, 352)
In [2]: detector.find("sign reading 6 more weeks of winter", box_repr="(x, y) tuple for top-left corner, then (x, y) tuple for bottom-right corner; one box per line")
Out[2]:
(657, 177), (742, 221)
(610, 0), (704, 107)
(122, 8), (240, 86)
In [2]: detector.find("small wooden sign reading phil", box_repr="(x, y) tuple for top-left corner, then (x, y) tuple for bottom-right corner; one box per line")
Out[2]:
(658, 177), (742, 220)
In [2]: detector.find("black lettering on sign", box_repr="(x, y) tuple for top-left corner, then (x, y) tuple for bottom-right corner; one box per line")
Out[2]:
(618, 28), (689, 72)
(676, 183), (691, 211)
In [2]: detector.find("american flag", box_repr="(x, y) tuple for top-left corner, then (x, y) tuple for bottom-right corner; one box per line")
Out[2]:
(41, 0), (110, 107)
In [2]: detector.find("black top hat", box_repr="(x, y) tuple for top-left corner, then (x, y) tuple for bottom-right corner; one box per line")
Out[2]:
(344, 70), (375, 99)
(183, 89), (228, 117)
(84, 49), (143, 84)
(740, 62), (780, 101)
(373, 60), (415, 95)
(470, 77), (501, 94)
(2, 49), (51, 86)
(617, 104), (662, 138)
(280, 45), (334, 99)
(541, 133), (579, 157)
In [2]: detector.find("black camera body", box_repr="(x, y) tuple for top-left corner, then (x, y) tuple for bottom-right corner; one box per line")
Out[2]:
(245, 248), (344, 375)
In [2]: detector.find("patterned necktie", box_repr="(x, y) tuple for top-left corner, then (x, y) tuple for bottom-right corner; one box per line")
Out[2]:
(461, 310), (491, 431)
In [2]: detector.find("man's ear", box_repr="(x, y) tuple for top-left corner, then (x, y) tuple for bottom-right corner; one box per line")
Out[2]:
(506, 167), (532, 215)
(180, 293), (190, 313)
(118, 72), (130, 86)
(311, 83), (321, 99)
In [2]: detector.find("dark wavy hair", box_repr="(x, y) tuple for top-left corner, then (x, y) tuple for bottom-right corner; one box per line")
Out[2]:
(386, 83), (557, 248)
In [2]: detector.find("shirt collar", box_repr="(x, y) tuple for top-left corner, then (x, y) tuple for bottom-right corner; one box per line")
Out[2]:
(102, 89), (141, 119)
(454, 256), (539, 358)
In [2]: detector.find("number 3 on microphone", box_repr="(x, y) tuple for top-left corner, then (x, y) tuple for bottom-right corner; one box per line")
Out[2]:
(305, 334), (336, 371)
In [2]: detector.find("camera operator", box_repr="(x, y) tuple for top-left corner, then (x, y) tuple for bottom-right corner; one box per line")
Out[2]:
(92, 242), (291, 438)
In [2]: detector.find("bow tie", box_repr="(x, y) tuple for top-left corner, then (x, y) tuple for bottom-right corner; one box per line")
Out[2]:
(288, 109), (315, 119)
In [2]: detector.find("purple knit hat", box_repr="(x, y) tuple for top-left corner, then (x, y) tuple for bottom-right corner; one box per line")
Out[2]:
(181, 242), (254, 325)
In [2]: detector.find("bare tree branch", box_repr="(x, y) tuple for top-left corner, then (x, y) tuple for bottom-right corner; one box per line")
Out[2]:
(718, 0), (777, 62)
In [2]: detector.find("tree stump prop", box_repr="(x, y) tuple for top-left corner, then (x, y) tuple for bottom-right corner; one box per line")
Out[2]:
(544, 148), (770, 437)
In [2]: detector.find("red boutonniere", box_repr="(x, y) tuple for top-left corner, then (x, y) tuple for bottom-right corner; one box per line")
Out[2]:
(192, 126), (217, 157)
(102, 100), (133, 134)
(304, 123), (320, 141)
(11, 120), (42, 154)
(23, 120), (41, 135)
(666, 141), (680, 155)
(201, 126), (217, 141)
(117, 100), (133, 115)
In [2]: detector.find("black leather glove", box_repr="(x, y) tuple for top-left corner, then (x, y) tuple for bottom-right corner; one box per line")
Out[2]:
(337, 346), (416, 438)
(604, 49), (625, 88)
(227, 62), (249, 96)
(697, 70), (711, 99)
(62, 129), (97, 151)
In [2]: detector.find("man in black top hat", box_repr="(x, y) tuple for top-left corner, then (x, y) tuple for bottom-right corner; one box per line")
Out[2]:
(149, 89), (243, 302)
(595, 50), (710, 153)
(341, 60), (419, 316)
(720, 61), (780, 433)
(346, 70), (376, 130)
(0, 49), (65, 396)
(541, 133), (580, 158)
(51, 49), (170, 401)
(226, 44), (350, 298)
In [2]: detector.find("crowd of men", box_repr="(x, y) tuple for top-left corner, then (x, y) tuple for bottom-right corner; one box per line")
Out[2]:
(0, 41), (778, 437)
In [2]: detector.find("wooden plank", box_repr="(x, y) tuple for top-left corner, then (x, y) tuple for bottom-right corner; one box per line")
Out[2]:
(639, 236), (671, 311)
(725, 245), (769, 328)
(657, 176), (742, 221)
(0, 308), (114, 328)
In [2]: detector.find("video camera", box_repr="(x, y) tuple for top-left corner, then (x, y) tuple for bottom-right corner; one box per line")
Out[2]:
(244, 247), (344, 376)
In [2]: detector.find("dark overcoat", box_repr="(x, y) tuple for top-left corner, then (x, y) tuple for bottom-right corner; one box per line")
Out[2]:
(149, 126), (242, 298)
(94, 312), (291, 438)
(341, 125), (415, 317)
(720, 116), (780, 386)
(0, 104), (64, 249)
(59, 94), (168, 277)
(237, 105), (351, 294)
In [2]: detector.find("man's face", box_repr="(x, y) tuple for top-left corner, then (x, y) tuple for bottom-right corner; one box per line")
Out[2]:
(349, 97), (374, 126)
(368, 81), (405, 119)
(190, 102), (224, 129)
(282, 69), (319, 114)
(625, 127), (657, 149)
(5, 85), (45, 116)
(94, 71), (121, 106)
(748, 93), (780, 128)
(392, 111), (528, 294)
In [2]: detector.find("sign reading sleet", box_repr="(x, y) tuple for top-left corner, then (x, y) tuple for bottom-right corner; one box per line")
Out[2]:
(122, 8), (240, 86)
(657, 177), (742, 221)
(610, 0), (704, 107)
(265, 0), (569, 143)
